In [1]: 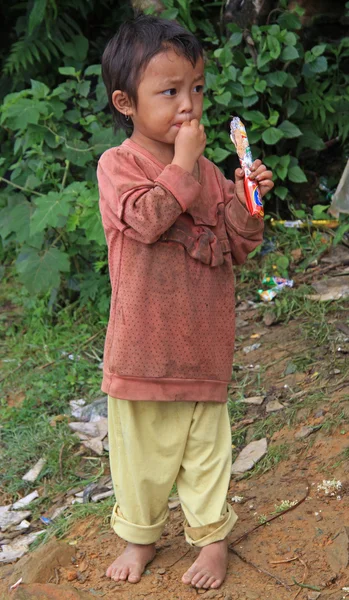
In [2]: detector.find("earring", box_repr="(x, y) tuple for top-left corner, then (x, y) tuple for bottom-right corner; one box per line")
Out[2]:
(124, 113), (129, 121)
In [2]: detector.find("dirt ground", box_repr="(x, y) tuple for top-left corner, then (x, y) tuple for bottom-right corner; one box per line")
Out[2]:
(2, 300), (349, 600)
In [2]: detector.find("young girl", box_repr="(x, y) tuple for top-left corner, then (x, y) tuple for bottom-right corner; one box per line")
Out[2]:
(97, 14), (273, 591)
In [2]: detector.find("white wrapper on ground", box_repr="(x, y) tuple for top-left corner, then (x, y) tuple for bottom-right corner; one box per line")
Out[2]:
(330, 160), (349, 217)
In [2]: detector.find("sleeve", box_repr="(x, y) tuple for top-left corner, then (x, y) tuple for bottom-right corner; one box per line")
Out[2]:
(218, 169), (264, 265)
(97, 149), (202, 245)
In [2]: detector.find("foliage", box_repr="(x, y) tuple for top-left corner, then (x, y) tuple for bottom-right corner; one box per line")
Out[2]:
(1, 0), (349, 301)
(0, 62), (125, 303)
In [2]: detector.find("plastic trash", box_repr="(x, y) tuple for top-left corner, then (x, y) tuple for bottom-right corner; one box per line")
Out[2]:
(330, 160), (349, 217)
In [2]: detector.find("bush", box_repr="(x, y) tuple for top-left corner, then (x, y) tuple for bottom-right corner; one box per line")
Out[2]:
(1, 0), (349, 304)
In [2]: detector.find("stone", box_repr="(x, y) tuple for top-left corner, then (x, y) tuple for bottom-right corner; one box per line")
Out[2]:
(295, 425), (319, 439)
(68, 422), (100, 438)
(241, 396), (265, 406)
(231, 438), (268, 474)
(0, 532), (44, 564)
(69, 399), (86, 419)
(266, 400), (284, 413)
(22, 458), (46, 482)
(94, 417), (108, 439)
(81, 438), (104, 456)
(307, 593), (321, 600)
(157, 568), (166, 575)
(0, 510), (31, 532)
(11, 583), (96, 599)
(263, 310), (276, 327)
(91, 490), (114, 502)
(76, 396), (108, 421)
(12, 491), (39, 509)
(326, 526), (349, 573)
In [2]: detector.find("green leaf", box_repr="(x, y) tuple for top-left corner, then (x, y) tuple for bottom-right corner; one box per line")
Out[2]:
(302, 56), (328, 76)
(65, 140), (93, 167)
(241, 110), (266, 125)
(312, 204), (328, 219)
(254, 79), (267, 93)
(161, 8), (179, 19)
(214, 92), (232, 106)
(212, 147), (230, 163)
(284, 32), (297, 45)
(31, 79), (50, 98)
(230, 32), (243, 47)
(278, 12), (302, 30)
(30, 191), (72, 235)
(288, 165), (307, 183)
(242, 94), (259, 107)
(28, 0), (47, 35)
(84, 64), (101, 76)
(285, 99), (299, 118)
(278, 120), (302, 138)
(264, 155), (279, 169)
(280, 46), (299, 61)
(81, 210), (105, 245)
(312, 44), (326, 57)
(266, 71), (288, 87)
(58, 67), (79, 77)
(16, 247), (70, 294)
(274, 186), (289, 200)
(1, 98), (48, 130)
(267, 36), (281, 59)
(262, 127), (284, 145)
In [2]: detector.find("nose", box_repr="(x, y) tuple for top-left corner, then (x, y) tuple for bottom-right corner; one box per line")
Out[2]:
(179, 91), (193, 115)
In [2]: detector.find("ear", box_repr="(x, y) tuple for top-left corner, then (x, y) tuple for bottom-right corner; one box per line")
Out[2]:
(112, 90), (133, 117)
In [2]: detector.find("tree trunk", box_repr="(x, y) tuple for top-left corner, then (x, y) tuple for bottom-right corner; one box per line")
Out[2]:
(131, 0), (164, 14)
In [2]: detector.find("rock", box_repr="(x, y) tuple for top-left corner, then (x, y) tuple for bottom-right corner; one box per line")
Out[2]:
(11, 583), (96, 599)
(22, 458), (46, 482)
(202, 590), (220, 598)
(241, 396), (265, 406)
(263, 310), (276, 327)
(91, 490), (114, 502)
(309, 276), (349, 302)
(69, 398), (86, 419)
(315, 514), (323, 522)
(295, 425), (320, 439)
(68, 422), (100, 438)
(314, 409), (326, 418)
(308, 593), (321, 600)
(0, 532), (44, 564)
(76, 396), (108, 422)
(66, 570), (78, 581)
(157, 568), (166, 574)
(266, 400), (284, 413)
(7, 538), (76, 587)
(245, 592), (259, 600)
(236, 318), (249, 328)
(0, 510), (31, 532)
(326, 526), (349, 573)
(81, 438), (104, 456)
(12, 491), (39, 509)
(94, 417), (108, 439)
(231, 438), (268, 474)
(168, 500), (181, 510)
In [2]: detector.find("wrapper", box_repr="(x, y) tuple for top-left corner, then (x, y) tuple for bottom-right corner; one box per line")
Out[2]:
(230, 117), (264, 218)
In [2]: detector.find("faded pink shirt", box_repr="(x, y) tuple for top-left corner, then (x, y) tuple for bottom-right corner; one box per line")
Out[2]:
(97, 138), (264, 402)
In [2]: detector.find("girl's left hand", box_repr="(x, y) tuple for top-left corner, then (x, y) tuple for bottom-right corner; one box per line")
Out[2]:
(235, 159), (274, 203)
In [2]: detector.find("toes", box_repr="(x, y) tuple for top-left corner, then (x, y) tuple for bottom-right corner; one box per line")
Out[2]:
(204, 576), (216, 589)
(128, 570), (142, 583)
(118, 567), (129, 581)
(182, 569), (195, 585)
(211, 578), (223, 589)
(194, 573), (211, 588)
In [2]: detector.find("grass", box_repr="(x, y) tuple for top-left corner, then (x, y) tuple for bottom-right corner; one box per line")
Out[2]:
(0, 277), (108, 505)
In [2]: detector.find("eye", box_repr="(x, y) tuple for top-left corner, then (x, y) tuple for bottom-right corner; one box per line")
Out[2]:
(162, 88), (177, 96)
(194, 85), (204, 93)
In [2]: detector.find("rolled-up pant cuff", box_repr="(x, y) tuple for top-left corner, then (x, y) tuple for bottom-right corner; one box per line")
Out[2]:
(184, 503), (238, 547)
(110, 503), (169, 545)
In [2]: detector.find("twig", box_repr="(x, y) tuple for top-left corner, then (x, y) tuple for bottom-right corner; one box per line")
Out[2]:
(0, 359), (30, 383)
(163, 548), (191, 569)
(292, 578), (322, 592)
(0, 176), (43, 196)
(293, 556), (308, 600)
(297, 261), (349, 283)
(229, 482), (310, 548)
(270, 556), (299, 564)
(231, 548), (292, 591)
(59, 443), (65, 480)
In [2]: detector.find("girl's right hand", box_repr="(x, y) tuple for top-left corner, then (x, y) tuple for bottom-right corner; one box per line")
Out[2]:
(172, 119), (206, 174)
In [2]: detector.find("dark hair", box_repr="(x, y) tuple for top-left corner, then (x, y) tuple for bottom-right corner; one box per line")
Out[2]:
(101, 14), (203, 131)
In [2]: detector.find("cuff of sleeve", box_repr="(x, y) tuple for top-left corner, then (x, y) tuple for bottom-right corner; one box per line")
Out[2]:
(226, 193), (264, 234)
(155, 164), (201, 212)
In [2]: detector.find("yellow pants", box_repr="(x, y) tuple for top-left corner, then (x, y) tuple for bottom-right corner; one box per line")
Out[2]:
(108, 396), (237, 547)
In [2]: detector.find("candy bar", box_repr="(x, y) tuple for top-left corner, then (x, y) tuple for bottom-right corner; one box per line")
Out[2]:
(230, 117), (264, 218)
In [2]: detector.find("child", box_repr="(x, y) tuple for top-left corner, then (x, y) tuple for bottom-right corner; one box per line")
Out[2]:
(97, 14), (273, 591)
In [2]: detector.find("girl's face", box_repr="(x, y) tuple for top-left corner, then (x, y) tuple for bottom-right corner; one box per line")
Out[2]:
(126, 49), (205, 147)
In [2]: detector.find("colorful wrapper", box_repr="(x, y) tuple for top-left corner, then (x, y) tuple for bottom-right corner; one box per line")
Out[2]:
(230, 117), (264, 218)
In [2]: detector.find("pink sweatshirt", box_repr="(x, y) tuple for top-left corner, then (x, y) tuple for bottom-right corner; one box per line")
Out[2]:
(97, 138), (264, 403)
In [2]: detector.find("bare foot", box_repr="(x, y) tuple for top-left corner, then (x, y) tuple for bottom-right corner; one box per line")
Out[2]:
(181, 539), (228, 589)
(106, 542), (156, 583)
